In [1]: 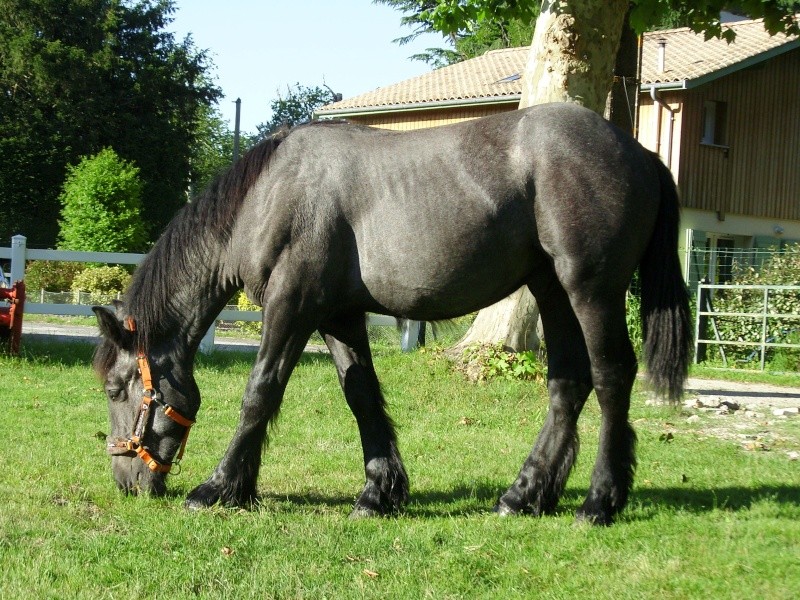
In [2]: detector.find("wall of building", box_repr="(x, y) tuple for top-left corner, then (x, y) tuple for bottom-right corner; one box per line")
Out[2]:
(343, 103), (516, 131)
(677, 49), (800, 222)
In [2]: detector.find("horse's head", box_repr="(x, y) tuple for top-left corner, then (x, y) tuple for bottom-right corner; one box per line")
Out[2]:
(92, 303), (198, 495)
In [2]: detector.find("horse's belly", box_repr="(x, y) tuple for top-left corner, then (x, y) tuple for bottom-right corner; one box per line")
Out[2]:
(358, 232), (538, 320)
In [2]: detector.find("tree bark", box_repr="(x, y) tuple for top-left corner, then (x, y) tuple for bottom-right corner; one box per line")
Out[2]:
(453, 0), (629, 354)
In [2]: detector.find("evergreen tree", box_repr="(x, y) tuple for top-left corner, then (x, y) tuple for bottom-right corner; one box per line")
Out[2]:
(0, 0), (220, 246)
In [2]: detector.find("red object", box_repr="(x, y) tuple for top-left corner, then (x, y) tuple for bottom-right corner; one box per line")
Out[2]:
(0, 280), (25, 354)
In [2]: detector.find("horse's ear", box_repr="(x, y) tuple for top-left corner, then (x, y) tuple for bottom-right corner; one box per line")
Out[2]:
(93, 306), (133, 349)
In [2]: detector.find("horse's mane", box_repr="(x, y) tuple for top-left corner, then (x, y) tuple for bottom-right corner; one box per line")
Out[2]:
(122, 128), (293, 350)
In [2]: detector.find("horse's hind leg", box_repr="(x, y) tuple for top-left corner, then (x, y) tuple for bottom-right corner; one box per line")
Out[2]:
(320, 313), (409, 517)
(496, 278), (593, 516)
(570, 293), (638, 525)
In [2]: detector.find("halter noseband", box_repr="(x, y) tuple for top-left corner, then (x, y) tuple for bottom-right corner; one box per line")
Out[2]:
(106, 317), (195, 474)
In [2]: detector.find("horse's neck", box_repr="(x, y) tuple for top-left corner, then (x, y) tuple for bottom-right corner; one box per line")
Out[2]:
(171, 254), (236, 354)
(134, 243), (237, 358)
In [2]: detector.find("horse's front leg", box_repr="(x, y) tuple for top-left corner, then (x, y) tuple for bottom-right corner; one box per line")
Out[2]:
(320, 313), (409, 517)
(185, 294), (316, 509)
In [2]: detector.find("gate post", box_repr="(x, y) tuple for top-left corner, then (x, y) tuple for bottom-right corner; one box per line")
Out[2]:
(10, 235), (26, 283)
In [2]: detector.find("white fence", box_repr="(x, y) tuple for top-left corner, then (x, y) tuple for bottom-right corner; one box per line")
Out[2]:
(1, 235), (420, 352)
(695, 281), (800, 370)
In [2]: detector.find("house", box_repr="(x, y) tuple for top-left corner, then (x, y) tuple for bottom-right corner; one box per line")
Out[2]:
(316, 18), (800, 288)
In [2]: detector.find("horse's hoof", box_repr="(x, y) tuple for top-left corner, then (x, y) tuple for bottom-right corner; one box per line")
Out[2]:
(349, 505), (382, 519)
(185, 482), (221, 509)
(493, 501), (519, 516)
(575, 508), (613, 526)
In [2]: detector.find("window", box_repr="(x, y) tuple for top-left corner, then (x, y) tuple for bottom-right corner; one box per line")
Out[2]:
(701, 100), (728, 146)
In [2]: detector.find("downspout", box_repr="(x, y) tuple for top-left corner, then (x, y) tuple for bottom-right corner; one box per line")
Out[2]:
(650, 87), (676, 168)
(650, 39), (676, 168)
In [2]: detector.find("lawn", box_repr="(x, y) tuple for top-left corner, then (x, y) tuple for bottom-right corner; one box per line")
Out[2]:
(1, 340), (798, 599)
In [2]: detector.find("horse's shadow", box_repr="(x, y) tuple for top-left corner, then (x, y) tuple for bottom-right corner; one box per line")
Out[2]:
(171, 482), (800, 520)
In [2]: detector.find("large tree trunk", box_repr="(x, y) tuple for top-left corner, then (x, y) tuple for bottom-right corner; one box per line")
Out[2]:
(452, 0), (629, 354)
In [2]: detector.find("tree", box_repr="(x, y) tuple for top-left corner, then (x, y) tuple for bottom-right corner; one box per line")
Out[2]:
(58, 148), (146, 253)
(0, 0), (220, 247)
(190, 103), (238, 196)
(375, 0), (538, 66)
(384, 0), (800, 352)
(256, 83), (339, 137)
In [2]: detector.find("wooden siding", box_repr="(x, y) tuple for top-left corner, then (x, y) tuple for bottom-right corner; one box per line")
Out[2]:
(676, 49), (800, 221)
(344, 103), (516, 131)
(637, 91), (685, 182)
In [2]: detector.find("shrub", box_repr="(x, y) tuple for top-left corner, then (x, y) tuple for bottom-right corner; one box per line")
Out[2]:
(71, 266), (131, 304)
(456, 342), (546, 382)
(626, 290), (643, 357)
(58, 148), (147, 253)
(24, 261), (85, 292)
(235, 291), (262, 335)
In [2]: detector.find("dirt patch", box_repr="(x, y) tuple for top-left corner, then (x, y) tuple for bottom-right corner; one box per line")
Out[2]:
(660, 378), (800, 458)
(684, 377), (800, 410)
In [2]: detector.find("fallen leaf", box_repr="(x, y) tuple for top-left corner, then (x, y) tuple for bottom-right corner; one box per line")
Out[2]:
(363, 569), (379, 579)
(221, 546), (234, 556)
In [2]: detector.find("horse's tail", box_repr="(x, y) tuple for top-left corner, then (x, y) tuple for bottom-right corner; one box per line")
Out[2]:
(639, 153), (693, 402)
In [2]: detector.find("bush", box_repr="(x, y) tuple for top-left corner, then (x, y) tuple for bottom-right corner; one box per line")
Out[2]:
(71, 266), (131, 304)
(626, 290), (643, 357)
(235, 291), (262, 335)
(24, 261), (85, 292)
(58, 148), (147, 253)
(456, 342), (546, 382)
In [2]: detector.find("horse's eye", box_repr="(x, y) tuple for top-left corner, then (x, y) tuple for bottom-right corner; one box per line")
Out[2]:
(106, 387), (124, 401)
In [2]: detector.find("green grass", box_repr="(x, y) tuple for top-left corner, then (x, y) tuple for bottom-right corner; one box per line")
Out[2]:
(1, 341), (799, 599)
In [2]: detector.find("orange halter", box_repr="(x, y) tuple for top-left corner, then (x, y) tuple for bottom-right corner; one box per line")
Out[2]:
(110, 317), (195, 473)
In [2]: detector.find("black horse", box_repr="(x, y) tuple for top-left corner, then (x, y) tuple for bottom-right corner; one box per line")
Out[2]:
(93, 103), (691, 525)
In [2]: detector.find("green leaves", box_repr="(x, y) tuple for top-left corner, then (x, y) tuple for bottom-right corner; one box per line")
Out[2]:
(0, 0), (220, 246)
(57, 148), (146, 253)
(458, 342), (546, 382)
(257, 83), (339, 136)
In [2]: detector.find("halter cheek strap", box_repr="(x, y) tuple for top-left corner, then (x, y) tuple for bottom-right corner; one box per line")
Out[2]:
(108, 317), (195, 473)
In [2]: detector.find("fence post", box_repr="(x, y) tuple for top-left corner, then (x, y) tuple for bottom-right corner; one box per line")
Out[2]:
(10, 235), (26, 283)
(199, 323), (216, 354)
(400, 320), (425, 352)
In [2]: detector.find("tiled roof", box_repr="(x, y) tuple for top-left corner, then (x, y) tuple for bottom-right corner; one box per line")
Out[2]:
(317, 17), (798, 115)
(317, 46), (528, 114)
(641, 17), (798, 88)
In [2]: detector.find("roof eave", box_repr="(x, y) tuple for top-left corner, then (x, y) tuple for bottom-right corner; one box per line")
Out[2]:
(641, 38), (800, 92)
(315, 95), (521, 119)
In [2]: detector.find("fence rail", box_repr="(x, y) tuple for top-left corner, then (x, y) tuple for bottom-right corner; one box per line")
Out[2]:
(694, 282), (800, 370)
(1, 235), (419, 352)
